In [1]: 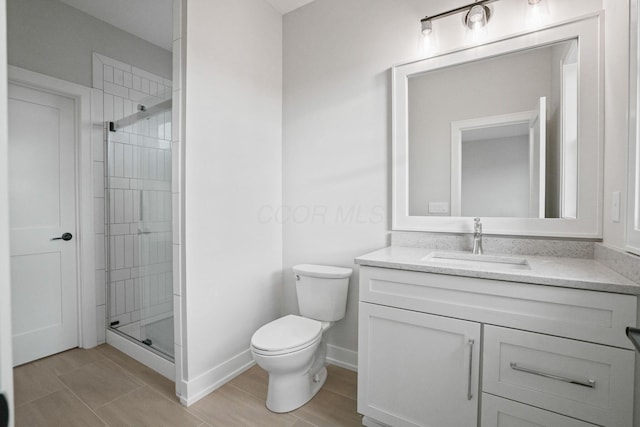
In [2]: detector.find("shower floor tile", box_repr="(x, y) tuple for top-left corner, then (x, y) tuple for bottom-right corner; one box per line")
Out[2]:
(13, 345), (362, 427)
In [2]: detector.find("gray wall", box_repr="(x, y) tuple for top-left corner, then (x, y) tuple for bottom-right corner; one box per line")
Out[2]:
(7, 0), (172, 88)
(283, 0), (406, 360)
(461, 136), (530, 217)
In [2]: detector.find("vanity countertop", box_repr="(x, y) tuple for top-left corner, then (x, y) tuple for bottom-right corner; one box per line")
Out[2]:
(355, 246), (640, 295)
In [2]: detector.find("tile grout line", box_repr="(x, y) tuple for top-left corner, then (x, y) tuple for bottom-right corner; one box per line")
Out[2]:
(97, 354), (160, 391)
(97, 346), (187, 406)
(43, 350), (109, 376)
(96, 350), (154, 387)
(54, 355), (145, 421)
(55, 370), (113, 426)
(15, 349), (108, 409)
(225, 382), (264, 400)
(140, 380), (207, 425)
(224, 382), (322, 427)
(94, 347), (206, 425)
(91, 382), (146, 412)
(12, 373), (66, 408)
(323, 388), (357, 402)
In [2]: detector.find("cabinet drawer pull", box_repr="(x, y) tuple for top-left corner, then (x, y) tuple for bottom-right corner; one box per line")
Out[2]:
(509, 362), (596, 388)
(467, 339), (474, 400)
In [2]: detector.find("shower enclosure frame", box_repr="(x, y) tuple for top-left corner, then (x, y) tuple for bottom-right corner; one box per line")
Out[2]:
(104, 97), (175, 371)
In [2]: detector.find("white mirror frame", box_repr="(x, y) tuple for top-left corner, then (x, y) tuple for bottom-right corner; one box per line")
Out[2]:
(627, 0), (640, 254)
(392, 14), (603, 237)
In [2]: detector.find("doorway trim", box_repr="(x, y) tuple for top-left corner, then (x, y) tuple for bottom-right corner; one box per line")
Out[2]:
(450, 110), (536, 217)
(8, 65), (97, 349)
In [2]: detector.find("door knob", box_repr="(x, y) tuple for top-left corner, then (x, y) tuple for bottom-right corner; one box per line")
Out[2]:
(51, 232), (73, 241)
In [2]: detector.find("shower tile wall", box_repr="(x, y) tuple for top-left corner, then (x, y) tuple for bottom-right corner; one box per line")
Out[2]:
(92, 53), (172, 343)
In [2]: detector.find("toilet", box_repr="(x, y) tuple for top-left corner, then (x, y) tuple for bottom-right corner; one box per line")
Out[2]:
(250, 264), (353, 413)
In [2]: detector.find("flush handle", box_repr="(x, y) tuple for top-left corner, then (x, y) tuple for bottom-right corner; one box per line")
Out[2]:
(51, 232), (73, 241)
(295, 274), (300, 281)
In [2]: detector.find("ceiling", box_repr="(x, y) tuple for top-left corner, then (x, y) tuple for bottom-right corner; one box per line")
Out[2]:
(58, 0), (316, 52)
(58, 0), (173, 51)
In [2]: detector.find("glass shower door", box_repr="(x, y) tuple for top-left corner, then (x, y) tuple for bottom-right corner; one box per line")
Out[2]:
(136, 108), (173, 357)
(107, 100), (174, 360)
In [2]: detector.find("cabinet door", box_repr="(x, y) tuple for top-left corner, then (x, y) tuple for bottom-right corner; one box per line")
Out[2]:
(481, 394), (598, 427)
(358, 302), (480, 427)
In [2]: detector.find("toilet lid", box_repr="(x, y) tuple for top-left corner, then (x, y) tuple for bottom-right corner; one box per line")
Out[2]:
(292, 264), (352, 279)
(251, 315), (322, 353)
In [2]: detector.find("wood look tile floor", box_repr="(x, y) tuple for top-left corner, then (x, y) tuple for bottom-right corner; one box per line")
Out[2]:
(13, 345), (362, 426)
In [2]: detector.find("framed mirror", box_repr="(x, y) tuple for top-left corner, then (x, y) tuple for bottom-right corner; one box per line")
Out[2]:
(392, 15), (602, 237)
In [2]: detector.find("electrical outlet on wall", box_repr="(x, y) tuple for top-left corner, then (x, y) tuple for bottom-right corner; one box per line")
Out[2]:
(612, 191), (621, 223)
(428, 202), (449, 214)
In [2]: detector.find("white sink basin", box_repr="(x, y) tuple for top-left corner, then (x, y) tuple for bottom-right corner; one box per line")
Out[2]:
(421, 252), (531, 271)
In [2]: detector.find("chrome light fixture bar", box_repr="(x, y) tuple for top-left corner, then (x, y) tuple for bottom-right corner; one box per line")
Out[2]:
(420, 0), (498, 34)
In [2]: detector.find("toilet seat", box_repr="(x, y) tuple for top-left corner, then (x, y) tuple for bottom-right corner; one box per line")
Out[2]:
(251, 315), (322, 356)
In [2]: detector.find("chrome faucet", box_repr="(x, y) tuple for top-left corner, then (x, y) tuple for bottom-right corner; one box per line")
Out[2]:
(472, 217), (483, 255)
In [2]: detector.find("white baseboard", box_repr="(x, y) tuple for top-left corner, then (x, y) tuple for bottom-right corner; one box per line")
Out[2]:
(106, 329), (175, 380)
(178, 344), (356, 407)
(326, 344), (358, 372)
(363, 416), (391, 427)
(180, 349), (255, 406)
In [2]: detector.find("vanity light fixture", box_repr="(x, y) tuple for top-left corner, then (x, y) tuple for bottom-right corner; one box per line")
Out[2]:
(420, 0), (551, 53)
(420, 0), (496, 52)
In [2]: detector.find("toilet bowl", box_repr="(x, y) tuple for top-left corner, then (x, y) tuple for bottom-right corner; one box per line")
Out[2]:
(250, 264), (352, 413)
(251, 315), (329, 412)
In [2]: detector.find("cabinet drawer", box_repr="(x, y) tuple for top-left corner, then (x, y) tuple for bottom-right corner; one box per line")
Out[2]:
(483, 326), (635, 427)
(359, 266), (637, 349)
(481, 394), (598, 427)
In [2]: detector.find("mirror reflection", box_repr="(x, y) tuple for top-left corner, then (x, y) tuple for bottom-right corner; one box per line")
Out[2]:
(408, 38), (578, 219)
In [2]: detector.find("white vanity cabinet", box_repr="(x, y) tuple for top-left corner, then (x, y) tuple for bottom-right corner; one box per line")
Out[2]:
(357, 266), (638, 427)
(358, 302), (480, 427)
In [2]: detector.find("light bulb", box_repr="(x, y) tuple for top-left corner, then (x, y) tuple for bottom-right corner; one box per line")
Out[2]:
(466, 4), (489, 30)
(421, 19), (432, 37)
(467, 5), (487, 29)
(465, 4), (489, 43)
(420, 18), (436, 56)
(525, 0), (550, 28)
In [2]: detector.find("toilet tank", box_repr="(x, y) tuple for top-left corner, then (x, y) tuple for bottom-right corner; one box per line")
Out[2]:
(293, 264), (352, 322)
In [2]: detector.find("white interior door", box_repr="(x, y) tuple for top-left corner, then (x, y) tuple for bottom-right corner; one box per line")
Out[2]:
(8, 82), (78, 366)
(529, 96), (546, 218)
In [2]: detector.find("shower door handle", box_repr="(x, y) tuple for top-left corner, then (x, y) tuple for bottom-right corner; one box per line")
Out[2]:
(51, 232), (73, 241)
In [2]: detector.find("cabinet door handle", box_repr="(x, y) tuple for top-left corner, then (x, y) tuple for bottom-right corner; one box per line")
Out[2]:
(510, 362), (596, 388)
(467, 339), (474, 400)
